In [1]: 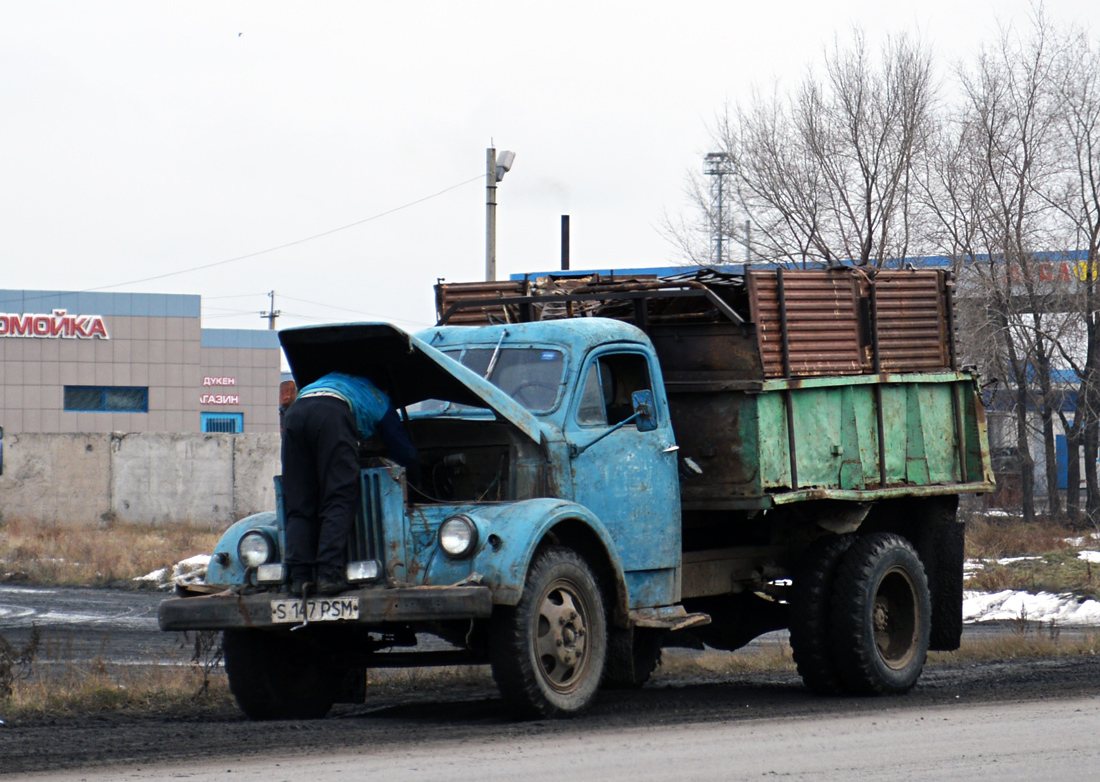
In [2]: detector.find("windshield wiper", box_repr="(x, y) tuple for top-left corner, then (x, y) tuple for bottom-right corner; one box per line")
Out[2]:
(483, 330), (508, 380)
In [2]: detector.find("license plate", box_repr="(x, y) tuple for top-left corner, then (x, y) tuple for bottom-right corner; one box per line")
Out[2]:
(270, 597), (360, 624)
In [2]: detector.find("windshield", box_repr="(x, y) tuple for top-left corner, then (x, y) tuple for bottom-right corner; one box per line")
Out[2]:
(409, 346), (565, 415)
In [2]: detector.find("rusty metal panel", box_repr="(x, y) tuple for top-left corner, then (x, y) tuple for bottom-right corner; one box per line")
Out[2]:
(747, 270), (864, 378)
(648, 322), (764, 386)
(874, 271), (951, 372)
(435, 280), (527, 325)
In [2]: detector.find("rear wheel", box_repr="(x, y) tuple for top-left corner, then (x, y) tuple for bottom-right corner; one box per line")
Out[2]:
(789, 535), (853, 695)
(490, 546), (607, 718)
(223, 630), (342, 720)
(829, 533), (931, 695)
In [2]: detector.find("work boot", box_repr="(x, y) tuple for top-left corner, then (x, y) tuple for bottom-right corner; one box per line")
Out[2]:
(315, 568), (349, 595)
(288, 576), (310, 597)
(288, 568), (312, 597)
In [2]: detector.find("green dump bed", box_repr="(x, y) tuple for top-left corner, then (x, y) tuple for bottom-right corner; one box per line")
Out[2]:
(670, 371), (994, 511)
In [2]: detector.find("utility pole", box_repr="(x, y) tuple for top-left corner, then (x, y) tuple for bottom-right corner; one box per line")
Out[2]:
(260, 290), (280, 330)
(485, 146), (516, 281)
(704, 152), (733, 265)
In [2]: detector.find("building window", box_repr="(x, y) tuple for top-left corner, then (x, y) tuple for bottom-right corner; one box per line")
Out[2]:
(64, 386), (149, 413)
(201, 412), (243, 433)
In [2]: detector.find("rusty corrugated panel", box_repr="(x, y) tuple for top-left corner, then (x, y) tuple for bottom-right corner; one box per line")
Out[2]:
(435, 280), (527, 325)
(747, 270), (864, 378)
(874, 271), (950, 372)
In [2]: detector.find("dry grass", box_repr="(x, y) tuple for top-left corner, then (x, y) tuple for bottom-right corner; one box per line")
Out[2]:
(0, 627), (236, 722)
(657, 640), (797, 678)
(964, 515), (1100, 601)
(0, 517), (222, 586)
(3, 663), (235, 721)
(930, 628), (1100, 664)
(965, 516), (1083, 560)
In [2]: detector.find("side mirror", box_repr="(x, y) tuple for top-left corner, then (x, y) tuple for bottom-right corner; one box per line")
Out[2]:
(570, 389), (660, 457)
(631, 390), (657, 432)
(0, 425), (4, 440)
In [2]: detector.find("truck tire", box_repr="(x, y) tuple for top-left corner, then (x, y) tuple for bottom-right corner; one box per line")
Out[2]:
(789, 534), (853, 695)
(223, 630), (341, 720)
(829, 533), (931, 695)
(489, 546), (608, 718)
(603, 627), (664, 689)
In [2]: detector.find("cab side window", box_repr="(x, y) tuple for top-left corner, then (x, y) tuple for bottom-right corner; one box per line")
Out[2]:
(576, 353), (653, 427)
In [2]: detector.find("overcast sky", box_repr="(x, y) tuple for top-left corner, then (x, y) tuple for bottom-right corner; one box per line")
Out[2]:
(1, 1), (1094, 332)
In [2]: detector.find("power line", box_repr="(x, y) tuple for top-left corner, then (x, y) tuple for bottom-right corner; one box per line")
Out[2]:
(202, 292), (269, 301)
(28, 174), (483, 301)
(278, 294), (433, 328)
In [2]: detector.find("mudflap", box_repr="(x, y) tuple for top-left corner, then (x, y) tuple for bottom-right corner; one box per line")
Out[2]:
(677, 592), (789, 652)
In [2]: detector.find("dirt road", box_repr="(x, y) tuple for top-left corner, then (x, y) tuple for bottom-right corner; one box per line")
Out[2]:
(4, 653), (1100, 778)
(17, 695), (1100, 782)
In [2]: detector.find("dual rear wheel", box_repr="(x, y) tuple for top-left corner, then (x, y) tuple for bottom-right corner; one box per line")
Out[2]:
(790, 532), (931, 696)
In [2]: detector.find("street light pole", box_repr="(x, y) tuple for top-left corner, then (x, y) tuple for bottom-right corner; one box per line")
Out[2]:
(485, 146), (516, 282)
(486, 147), (498, 281)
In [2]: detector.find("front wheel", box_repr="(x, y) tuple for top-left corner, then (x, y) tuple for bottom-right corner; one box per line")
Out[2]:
(829, 533), (931, 695)
(223, 630), (342, 720)
(490, 546), (608, 718)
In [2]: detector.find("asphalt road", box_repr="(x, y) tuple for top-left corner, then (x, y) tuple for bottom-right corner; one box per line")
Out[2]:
(18, 696), (1100, 782)
(0, 585), (183, 665)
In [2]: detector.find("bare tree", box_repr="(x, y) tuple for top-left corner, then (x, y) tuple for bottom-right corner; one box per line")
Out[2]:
(706, 30), (937, 267)
(1041, 24), (1100, 522)
(928, 11), (1067, 522)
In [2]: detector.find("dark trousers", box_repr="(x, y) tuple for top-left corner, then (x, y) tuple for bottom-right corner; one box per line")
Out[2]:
(281, 396), (360, 579)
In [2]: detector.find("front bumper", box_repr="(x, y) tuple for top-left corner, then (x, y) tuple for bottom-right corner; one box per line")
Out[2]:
(158, 584), (494, 631)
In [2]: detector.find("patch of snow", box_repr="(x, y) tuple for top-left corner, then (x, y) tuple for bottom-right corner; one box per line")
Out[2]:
(1078, 550), (1100, 564)
(983, 510), (1017, 518)
(1066, 532), (1100, 547)
(963, 589), (1100, 625)
(135, 554), (210, 590)
(963, 556), (1043, 577)
(0, 585), (57, 594)
(994, 556), (1043, 565)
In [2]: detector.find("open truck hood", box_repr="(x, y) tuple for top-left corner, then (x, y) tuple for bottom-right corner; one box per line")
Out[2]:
(279, 322), (546, 443)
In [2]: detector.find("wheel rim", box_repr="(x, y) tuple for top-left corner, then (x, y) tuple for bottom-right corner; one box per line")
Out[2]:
(534, 577), (591, 693)
(872, 565), (920, 670)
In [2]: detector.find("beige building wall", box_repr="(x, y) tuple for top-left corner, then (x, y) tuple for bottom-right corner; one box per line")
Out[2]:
(0, 290), (281, 434)
(199, 345), (282, 433)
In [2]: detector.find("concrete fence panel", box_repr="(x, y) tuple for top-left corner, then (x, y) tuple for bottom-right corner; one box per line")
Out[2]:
(233, 434), (282, 519)
(0, 433), (112, 525)
(0, 432), (281, 527)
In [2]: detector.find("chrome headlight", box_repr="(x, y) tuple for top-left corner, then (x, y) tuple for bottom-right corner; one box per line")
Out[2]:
(346, 559), (381, 583)
(439, 515), (479, 558)
(237, 530), (275, 568)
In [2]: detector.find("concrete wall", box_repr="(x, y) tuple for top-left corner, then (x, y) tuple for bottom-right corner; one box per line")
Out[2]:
(0, 432), (280, 526)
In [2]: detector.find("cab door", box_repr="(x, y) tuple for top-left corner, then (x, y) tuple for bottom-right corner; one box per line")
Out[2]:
(565, 349), (681, 606)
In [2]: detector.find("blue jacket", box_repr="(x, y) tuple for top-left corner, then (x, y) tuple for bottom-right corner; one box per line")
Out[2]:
(297, 373), (390, 439)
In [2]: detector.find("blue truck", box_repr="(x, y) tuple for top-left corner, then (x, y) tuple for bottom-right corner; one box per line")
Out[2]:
(159, 267), (994, 719)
